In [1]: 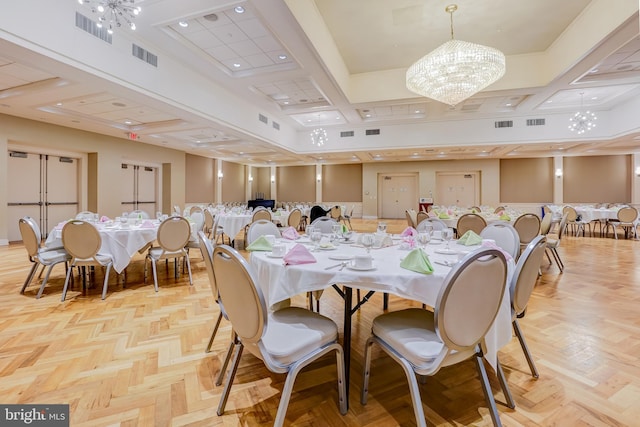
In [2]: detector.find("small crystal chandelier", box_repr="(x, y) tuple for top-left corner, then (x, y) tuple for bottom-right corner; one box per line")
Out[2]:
(568, 92), (597, 135)
(310, 128), (328, 147)
(406, 4), (506, 107)
(78, 0), (141, 33)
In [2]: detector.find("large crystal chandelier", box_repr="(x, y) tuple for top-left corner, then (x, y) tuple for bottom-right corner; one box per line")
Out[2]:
(406, 4), (506, 107)
(310, 128), (328, 147)
(78, 0), (141, 33)
(568, 92), (597, 135)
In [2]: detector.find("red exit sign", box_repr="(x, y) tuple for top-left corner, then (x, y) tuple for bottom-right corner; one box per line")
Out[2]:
(128, 132), (138, 140)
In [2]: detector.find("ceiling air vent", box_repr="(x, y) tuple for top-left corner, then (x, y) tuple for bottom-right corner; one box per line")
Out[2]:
(9, 151), (27, 158)
(494, 120), (513, 128)
(132, 44), (158, 67)
(75, 12), (112, 44)
(59, 157), (73, 163)
(526, 118), (546, 126)
(272, 121), (280, 130)
(340, 131), (354, 137)
(258, 114), (268, 124)
(365, 129), (380, 136)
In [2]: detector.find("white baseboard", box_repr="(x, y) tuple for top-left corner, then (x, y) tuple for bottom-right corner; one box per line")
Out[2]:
(0, 239), (8, 246)
(363, 215), (378, 220)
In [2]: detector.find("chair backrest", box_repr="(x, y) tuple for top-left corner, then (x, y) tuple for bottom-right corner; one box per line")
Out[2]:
(416, 211), (429, 225)
(494, 206), (506, 214)
(539, 212), (552, 235)
(513, 213), (541, 245)
(405, 210), (417, 228)
(617, 206), (637, 223)
(310, 217), (338, 234)
(157, 216), (191, 252)
(510, 235), (547, 317)
(173, 204), (182, 215)
(130, 209), (150, 219)
(197, 231), (218, 302)
(420, 217), (447, 231)
(556, 213), (569, 241)
(189, 211), (205, 240)
(212, 245), (267, 347)
(252, 209), (272, 222)
(330, 206), (342, 220)
(204, 209), (214, 231)
(310, 205), (329, 223)
(75, 211), (95, 221)
(189, 206), (203, 216)
(562, 206), (577, 222)
(247, 220), (281, 245)
(470, 206), (481, 212)
(18, 217), (40, 258)
(435, 248), (507, 351)
(62, 220), (102, 261)
(456, 213), (487, 236)
(542, 205), (552, 215)
(480, 222), (520, 259)
(287, 208), (302, 228)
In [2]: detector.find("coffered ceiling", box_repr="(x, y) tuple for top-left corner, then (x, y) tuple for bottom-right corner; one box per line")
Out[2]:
(1, 0), (640, 165)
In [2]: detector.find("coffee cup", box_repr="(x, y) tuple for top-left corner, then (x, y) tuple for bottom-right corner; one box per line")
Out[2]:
(271, 244), (286, 257)
(265, 235), (276, 245)
(354, 254), (373, 269)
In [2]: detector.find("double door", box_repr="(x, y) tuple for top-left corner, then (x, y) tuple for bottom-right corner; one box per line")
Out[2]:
(7, 151), (78, 241)
(121, 163), (157, 216)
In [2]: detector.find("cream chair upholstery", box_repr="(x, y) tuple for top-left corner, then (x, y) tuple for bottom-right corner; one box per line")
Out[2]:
(510, 235), (547, 379)
(608, 206), (638, 239)
(513, 213), (541, 256)
(61, 220), (115, 301)
(546, 214), (568, 272)
(203, 209), (215, 238)
(480, 221), (520, 259)
(246, 220), (281, 245)
(539, 212), (552, 236)
(361, 248), (514, 427)
(456, 213), (487, 237)
(405, 209), (418, 228)
(19, 217), (71, 299)
(189, 205), (203, 216)
(144, 216), (193, 292)
(286, 208), (302, 229)
(418, 217), (448, 232)
(212, 245), (347, 426)
(416, 210), (429, 225)
(329, 205), (343, 222)
(342, 205), (354, 230)
(310, 216), (338, 234)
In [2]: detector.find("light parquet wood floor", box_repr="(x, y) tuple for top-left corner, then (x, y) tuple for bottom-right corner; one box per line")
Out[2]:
(1, 219), (639, 426)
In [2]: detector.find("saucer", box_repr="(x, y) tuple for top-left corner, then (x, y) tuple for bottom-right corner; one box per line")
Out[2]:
(317, 245), (337, 250)
(435, 249), (458, 255)
(329, 254), (354, 261)
(347, 262), (376, 271)
(266, 252), (284, 258)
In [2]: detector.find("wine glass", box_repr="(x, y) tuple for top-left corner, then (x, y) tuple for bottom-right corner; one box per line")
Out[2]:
(331, 223), (341, 243)
(377, 222), (387, 234)
(120, 212), (128, 226)
(442, 228), (453, 251)
(361, 233), (374, 253)
(417, 231), (431, 249)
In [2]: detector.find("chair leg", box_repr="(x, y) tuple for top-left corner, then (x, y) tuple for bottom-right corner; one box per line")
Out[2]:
(151, 259), (159, 292)
(513, 319), (539, 379)
(361, 338), (374, 405)
(551, 247), (564, 272)
(495, 356), (516, 409)
(20, 263), (39, 294)
(36, 264), (56, 299)
(184, 255), (192, 285)
(205, 312), (223, 353)
(474, 352), (504, 427)
(101, 264), (112, 300)
(217, 341), (244, 416)
(216, 332), (238, 386)
(61, 265), (75, 302)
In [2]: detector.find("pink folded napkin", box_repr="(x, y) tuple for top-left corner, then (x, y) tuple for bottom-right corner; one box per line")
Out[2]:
(400, 227), (417, 237)
(140, 220), (155, 228)
(100, 215), (111, 222)
(481, 240), (513, 261)
(283, 243), (316, 265)
(281, 226), (300, 240)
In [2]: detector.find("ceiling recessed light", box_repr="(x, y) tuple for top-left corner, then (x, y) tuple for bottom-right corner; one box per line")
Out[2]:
(234, 6), (245, 13)
(546, 100), (553, 103)
(178, 21), (188, 27)
(414, 110), (420, 113)
(591, 96), (598, 100)
(365, 114), (371, 118)
(56, 102), (62, 106)
(283, 101), (289, 105)
(124, 120), (132, 124)
(505, 103), (512, 106)
(233, 63), (241, 68)
(278, 54), (287, 60)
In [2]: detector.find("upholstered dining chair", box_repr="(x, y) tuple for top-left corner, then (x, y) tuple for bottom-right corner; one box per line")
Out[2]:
(513, 213), (541, 256)
(510, 235), (547, 379)
(75, 210), (96, 221)
(286, 208), (302, 230)
(405, 209), (418, 228)
(246, 219), (281, 245)
(546, 213), (568, 272)
(607, 206), (638, 239)
(416, 210), (429, 226)
(185, 211), (205, 260)
(456, 213), (487, 237)
(480, 221), (521, 259)
(189, 205), (203, 216)
(330, 205), (343, 222)
(144, 216), (193, 292)
(310, 216), (338, 234)
(203, 208), (215, 238)
(244, 208), (272, 237)
(212, 244), (347, 426)
(539, 212), (553, 236)
(342, 205), (354, 230)
(494, 206), (506, 214)
(19, 217), (71, 299)
(361, 248), (514, 427)
(211, 214), (230, 245)
(562, 205), (580, 236)
(61, 220), (115, 301)
(418, 217), (448, 232)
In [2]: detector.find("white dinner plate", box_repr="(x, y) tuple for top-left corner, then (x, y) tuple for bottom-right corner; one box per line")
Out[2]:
(266, 252), (284, 258)
(347, 262), (376, 271)
(435, 249), (458, 255)
(328, 254), (354, 261)
(317, 245), (337, 250)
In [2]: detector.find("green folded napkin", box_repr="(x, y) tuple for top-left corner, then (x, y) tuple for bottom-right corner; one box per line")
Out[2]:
(457, 230), (483, 246)
(438, 212), (450, 219)
(400, 249), (434, 274)
(499, 214), (511, 221)
(246, 235), (273, 251)
(341, 223), (349, 234)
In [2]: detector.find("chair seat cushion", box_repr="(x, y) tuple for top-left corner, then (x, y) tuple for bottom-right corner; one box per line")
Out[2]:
(372, 308), (444, 367)
(37, 248), (70, 265)
(546, 238), (559, 248)
(74, 253), (113, 266)
(148, 247), (186, 259)
(262, 307), (338, 366)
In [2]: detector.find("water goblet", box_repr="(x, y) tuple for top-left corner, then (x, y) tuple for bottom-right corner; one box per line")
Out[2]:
(362, 233), (374, 253)
(377, 222), (387, 234)
(417, 231), (431, 249)
(442, 228), (453, 251)
(331, 223), (341, 242)
(310, 229), (322, 251)
(120, 212), (128, 226)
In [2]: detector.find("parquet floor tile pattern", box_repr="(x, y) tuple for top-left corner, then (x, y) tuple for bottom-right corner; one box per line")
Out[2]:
(1, 219), (639, 426)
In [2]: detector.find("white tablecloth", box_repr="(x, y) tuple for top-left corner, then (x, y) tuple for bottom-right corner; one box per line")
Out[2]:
(216, 214), (252, 240)
(575, 207), (621, 222)
(250, 239), (513, 370)
(46, 222), (158, 273)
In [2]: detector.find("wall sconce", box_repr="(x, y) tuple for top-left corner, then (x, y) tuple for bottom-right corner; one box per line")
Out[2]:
(248, 174), (253, 182)
(555, 168), (563, 178)
(217, 170), (223, 180)
(316, 173), (322, 182)
(270, 175), (275, 183)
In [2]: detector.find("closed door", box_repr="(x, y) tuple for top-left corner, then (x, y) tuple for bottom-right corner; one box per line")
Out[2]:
(7, 151), (78, 241)
(379, 174), (417, 219)
(121, 164), (157, 216)
(436, 172), (479, 208)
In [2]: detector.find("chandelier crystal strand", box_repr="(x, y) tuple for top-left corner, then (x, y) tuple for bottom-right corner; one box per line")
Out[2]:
(310, 128), (328, 147)
(568, 92), (597, 134)
(406, 4), (505, 106)
(78, 0), (141, 33)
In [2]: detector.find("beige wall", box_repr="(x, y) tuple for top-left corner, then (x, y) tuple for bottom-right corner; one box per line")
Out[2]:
(277, 165), (315, 202)
(0, 114), (186, 243)
(564, 155), (630, 203)
(221, 161), (245, 202)
(322, 164), (362, 202)
(185, 154), (215, 203)
(500, 158), (553, 203)
(255, 167), (271, 199)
